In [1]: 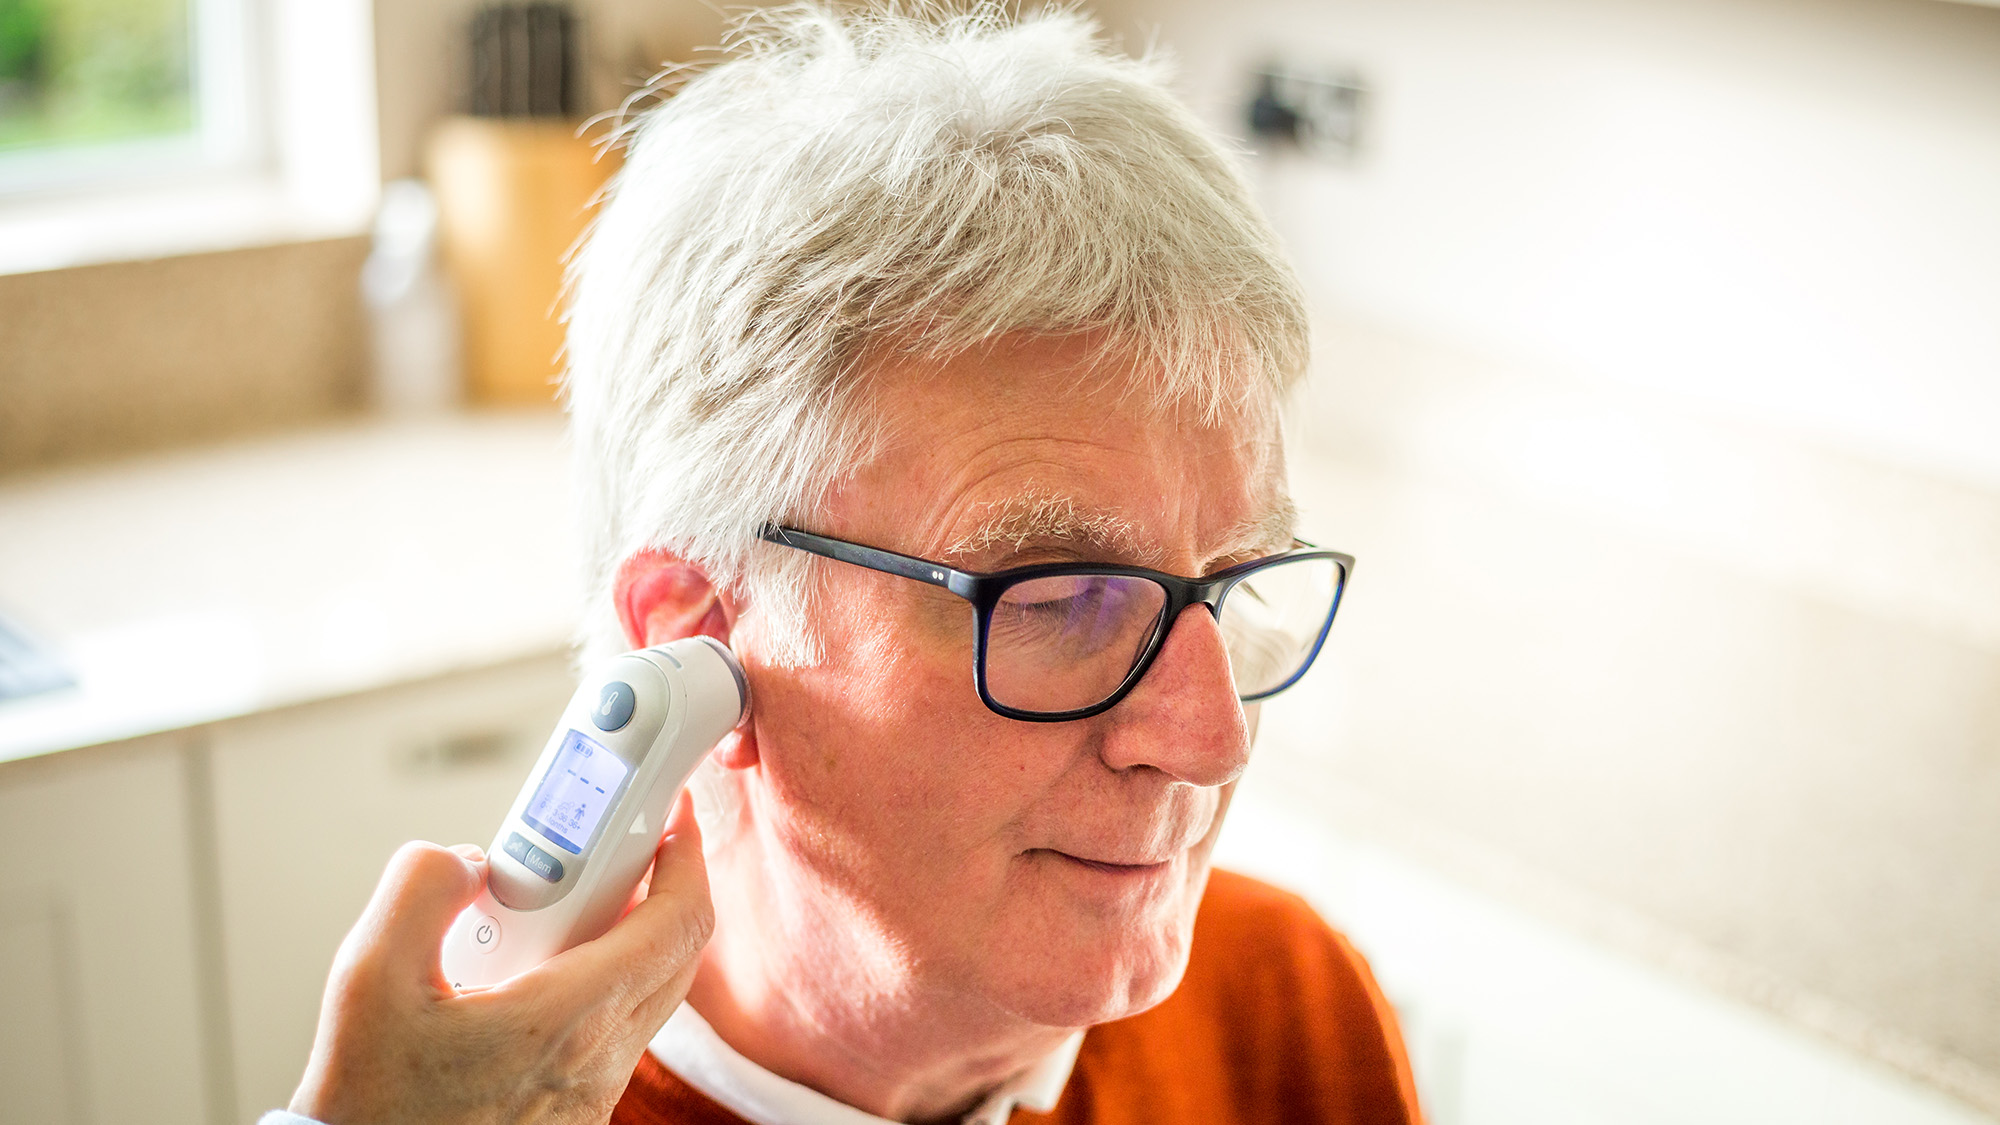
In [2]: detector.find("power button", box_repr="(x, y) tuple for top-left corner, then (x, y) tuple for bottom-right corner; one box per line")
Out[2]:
(471, 915), (501, 953)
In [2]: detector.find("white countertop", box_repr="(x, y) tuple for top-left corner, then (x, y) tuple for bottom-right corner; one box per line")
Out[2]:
(0, 412), (576, 763)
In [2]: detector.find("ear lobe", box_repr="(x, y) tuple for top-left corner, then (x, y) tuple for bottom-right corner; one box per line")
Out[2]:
(708, 728), (757, 770)
(614, 549), (733, 648)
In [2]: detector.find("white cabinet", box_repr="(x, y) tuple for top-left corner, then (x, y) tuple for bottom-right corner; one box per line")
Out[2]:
(0, 650), (577, 1125)
(206, 652), (574, 1122)
(0, 734), (215, 1125)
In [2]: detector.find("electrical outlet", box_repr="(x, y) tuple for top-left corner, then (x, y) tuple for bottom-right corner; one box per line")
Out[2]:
(1248, 67), (1366, 160)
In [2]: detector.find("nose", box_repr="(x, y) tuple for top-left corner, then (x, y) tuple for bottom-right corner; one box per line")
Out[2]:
(1096, 603), (1251, 787)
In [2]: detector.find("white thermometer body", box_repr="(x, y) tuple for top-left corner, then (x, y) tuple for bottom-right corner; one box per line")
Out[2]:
(441, 636), (747, 989)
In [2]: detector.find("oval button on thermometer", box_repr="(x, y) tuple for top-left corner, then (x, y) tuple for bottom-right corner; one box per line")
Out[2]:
(593, 680), (636, 731)
(441, 636), (748, 989)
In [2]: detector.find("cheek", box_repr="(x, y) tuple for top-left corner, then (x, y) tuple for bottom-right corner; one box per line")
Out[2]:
(751, 583), (1073, 901)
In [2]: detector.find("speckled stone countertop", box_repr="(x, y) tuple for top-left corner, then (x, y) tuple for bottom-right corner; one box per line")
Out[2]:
(0, 411), (574, 763)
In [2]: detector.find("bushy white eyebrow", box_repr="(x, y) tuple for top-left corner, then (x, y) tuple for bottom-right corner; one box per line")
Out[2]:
(945, 490), (1297, 570)
(1228, 494), (1300, 554)
(946, 493), (1144, 563)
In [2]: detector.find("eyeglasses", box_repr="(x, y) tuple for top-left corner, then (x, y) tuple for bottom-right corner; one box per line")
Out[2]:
(759, 525), (1354, 722)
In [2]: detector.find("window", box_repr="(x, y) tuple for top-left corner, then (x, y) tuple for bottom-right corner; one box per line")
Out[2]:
(0, 0), (260, 197)
(0, 0), (377, 275)
(0, 0), (197, 152)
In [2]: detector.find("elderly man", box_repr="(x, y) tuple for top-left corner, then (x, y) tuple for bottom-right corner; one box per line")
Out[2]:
(272, 7), (1417, 1125)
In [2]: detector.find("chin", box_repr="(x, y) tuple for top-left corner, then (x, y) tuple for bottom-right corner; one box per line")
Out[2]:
(982, 852), (1212, 1028)
(1013, 935), (1194, 1028)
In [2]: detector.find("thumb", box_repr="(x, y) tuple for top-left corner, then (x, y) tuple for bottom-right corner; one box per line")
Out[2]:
(342, 840), (486, 992)
(646, 786), (709, 907)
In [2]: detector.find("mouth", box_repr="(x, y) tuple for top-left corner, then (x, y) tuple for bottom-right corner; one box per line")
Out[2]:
(1041, 849), (1176, 878)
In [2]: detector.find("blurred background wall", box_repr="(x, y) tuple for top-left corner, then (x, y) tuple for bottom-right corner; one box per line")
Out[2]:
(0, 238), (369, 468)
(1085, 0), (2000, 1111)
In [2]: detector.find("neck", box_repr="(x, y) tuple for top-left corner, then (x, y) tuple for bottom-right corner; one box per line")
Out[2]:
(689, 842), (1073, 1122)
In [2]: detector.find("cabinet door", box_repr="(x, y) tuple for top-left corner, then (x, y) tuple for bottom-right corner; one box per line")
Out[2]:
(0, 734), (214, 1125)
(208, 653), (574, 1122)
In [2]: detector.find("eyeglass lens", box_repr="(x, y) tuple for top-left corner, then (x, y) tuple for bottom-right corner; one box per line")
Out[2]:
(980, 556), (1340, 714)
(1216, 556), (1340, 697)
(985, 574), (1167, 713)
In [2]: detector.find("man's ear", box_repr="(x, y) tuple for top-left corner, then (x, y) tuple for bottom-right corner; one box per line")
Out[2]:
(613, 550), (757, 769)
(614, 549), (734, 648)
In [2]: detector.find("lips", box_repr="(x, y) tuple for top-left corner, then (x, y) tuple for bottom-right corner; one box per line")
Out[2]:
(1030, 791), (1218, 874)
(1041, 849), (1177, 874)
(1036, 820), (1209, 871)
(1035, 819), (1211, 873)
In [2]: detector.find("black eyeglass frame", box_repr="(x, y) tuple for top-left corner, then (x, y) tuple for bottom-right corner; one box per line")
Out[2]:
(759, 524), (1354, 723)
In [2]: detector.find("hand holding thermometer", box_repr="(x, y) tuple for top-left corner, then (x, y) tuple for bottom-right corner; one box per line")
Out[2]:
(441, 636), (748, 990)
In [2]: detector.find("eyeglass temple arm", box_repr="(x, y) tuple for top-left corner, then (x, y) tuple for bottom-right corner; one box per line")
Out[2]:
(759, 525), (974, 596)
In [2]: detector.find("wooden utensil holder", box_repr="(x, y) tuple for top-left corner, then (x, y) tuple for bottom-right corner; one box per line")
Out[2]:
(427, 117), (620, 406)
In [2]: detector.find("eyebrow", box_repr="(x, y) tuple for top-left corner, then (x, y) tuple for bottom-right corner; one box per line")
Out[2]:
(1230, 495), (1300, 554)
(946, 494), (1144, 563)
(943, 491), (1298, 571)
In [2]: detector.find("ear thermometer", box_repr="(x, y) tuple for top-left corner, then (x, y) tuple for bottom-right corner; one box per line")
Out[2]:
(441, 636), (748, 990)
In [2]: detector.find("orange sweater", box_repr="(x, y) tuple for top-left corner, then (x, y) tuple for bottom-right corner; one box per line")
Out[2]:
(611, 869), (1422, 1125)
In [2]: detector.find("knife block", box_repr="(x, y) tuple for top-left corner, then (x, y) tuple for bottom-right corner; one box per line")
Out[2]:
(427, 117), (620, 406)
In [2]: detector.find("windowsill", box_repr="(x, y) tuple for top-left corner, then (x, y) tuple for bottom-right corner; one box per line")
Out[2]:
(0, 175), (374, 277)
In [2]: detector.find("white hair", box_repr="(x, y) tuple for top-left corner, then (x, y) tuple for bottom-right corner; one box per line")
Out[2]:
(563, 2), (1309, 664)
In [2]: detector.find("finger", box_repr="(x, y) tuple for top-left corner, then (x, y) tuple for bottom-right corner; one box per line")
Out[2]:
(629, 953), (703, 1032)
(648, 787), (705, 903)
(617, 865), (652, 924)
(615, 821), (668, 924)
(544, 788), (713, 1005)
(343, 840), (485, 990)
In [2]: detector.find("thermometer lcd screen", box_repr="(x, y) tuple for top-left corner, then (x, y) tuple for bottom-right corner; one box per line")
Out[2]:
(523, 729), (631, 854)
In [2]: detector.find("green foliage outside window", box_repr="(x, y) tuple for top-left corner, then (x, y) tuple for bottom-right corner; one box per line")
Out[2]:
(0, 0), (194, 153)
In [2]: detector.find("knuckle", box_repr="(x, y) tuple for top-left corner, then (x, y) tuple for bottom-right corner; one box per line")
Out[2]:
(626, 898), (714, 973)
(390, 839), (464, 882)
(656, 902), (716, 970)
(389, 837), (442, 867)
(467, 998), (642, 1113)
(378, 840), (479, 907)
(684, 899), (717, 949)
(328, 939), (374, 990)
(598, 902), (713, 1008)
(543, 1006), (623, 1081)
(329, 919), (394, 990)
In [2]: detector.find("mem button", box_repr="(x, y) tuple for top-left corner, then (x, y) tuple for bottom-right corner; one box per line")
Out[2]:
(504, 831), (564, 883)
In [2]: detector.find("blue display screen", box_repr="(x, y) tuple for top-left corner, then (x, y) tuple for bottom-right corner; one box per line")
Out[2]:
(522, 729), (630, 854)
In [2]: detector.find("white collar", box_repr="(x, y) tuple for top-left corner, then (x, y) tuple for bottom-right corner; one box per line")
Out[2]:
(649, 1003), (1084, 1125)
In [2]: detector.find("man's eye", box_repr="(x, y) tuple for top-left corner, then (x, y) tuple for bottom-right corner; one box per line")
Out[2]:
(996, 588), (1093, 631)
(990, 575), (1160, 660)
(1003, 576), (1114, 614)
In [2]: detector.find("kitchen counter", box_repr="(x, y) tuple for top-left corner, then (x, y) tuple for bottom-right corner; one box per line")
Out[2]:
(0, 412), (575, 763)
